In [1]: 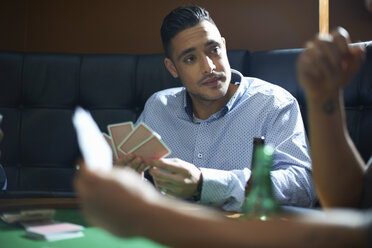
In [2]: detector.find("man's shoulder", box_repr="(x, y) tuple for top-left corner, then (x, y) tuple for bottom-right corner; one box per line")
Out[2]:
(243, 77), (296, 105)
(154, 86), (184, 95)
(141, 87), (185, 117)
(244, 77), (292, 95)
(145, 87), (185, 108)
(150, 87), (185, 100)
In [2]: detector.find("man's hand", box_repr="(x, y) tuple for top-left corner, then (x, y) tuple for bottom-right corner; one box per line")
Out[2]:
(148, 158), (202, 199)
(297, 27), (365, 101)
(74, 163), (160, 238)
(114, 153), (148, 175)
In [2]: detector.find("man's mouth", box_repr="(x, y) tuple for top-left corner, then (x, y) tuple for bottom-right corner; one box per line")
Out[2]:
(202, 76), (221, 87)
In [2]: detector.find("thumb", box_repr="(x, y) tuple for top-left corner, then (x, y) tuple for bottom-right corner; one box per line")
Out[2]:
(343, 45), (365, 84)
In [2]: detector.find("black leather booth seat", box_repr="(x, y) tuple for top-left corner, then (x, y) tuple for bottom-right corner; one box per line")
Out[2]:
(0, 42), (371, 198)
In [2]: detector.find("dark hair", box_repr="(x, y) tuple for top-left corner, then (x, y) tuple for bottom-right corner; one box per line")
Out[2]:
(160, 5), (216, 58)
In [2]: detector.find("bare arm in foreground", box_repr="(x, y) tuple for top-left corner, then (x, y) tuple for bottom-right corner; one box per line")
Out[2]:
(74, 165), (367, 248)
(297, 27), (366, 208)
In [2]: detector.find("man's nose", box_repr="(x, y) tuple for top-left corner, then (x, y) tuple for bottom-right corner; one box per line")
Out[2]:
(200, 55), (216, 74)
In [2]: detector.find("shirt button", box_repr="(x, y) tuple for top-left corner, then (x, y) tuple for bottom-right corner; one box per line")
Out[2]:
(197, 153), (203, 159)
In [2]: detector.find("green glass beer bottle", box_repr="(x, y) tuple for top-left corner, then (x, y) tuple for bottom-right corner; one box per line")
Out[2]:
(244, 137), (265, 197)
(241, 145), (278, 221)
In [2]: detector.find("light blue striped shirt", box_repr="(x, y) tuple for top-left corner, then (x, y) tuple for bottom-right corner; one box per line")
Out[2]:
(137, 70), (317, 211)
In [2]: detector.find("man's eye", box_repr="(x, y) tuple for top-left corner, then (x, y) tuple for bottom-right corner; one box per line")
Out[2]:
(210, 47), (221, 55)
(184, 56), (195, 63)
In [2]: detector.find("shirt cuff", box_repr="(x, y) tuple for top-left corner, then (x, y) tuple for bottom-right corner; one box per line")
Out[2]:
(199, 168), (231, 207)
(199, 167), (250, 211)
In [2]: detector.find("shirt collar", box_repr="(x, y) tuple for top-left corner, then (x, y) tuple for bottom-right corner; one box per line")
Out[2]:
(224, 69), (246, 112)
(184, 92), (193, 118)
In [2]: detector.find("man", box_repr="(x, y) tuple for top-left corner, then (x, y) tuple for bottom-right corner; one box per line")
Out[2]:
(74, 27), (372, 248)
(0, 114), (7, 190)
(118, 5), (316, 211)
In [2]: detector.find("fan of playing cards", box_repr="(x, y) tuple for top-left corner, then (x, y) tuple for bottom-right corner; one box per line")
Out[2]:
(104, 121), (171, 160)
(73, 107), (171, 172)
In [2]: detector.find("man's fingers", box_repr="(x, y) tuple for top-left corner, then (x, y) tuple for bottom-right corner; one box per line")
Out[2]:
(302, 28), (359, 84)
(317, 38), (343, 73)
(332, 27), (350, 56)
(128, 156), (143, 170)
(149, 167), (186, 186)
(137, 162), (149, 173)
(345, 46), (365, 80)
(115, 154), (149, 174)
(154, 180), (182, 196)
(149, 159), (189, 176)
(115, 154), (136, 166)
(331, 27), (365, 77)
(298, 47), (324, 81)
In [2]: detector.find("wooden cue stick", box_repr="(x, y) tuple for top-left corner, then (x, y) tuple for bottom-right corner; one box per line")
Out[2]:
(319, 0), (329, 34)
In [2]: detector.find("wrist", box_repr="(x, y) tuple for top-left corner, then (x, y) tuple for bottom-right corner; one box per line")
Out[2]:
(304, 89), (341, 103)
(305, 92), (343, 114)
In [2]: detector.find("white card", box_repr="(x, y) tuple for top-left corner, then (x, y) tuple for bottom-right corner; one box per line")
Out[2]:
(72, 107), (112, 172)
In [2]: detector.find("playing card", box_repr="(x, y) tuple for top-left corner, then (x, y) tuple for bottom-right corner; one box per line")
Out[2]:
(107, 122), (133, 159)
(72, 107), (113, 172)
(129, 135), (171, 159)
(103, 133), (115, 155)
(26, 222), (84, 241)
(27, 223), (83, 235)
(118, 122), (153, 154)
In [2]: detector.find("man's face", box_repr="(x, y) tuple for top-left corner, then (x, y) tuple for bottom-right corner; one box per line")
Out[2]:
(164, 20), (232, 105)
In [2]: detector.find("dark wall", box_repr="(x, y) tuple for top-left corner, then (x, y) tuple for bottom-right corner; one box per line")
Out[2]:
(0, 0), (371, 54)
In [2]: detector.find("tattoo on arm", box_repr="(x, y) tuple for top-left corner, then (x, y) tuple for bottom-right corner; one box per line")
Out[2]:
(322, 98), (336, 115)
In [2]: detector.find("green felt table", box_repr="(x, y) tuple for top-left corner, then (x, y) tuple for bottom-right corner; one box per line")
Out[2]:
(0, 209), (167, 248)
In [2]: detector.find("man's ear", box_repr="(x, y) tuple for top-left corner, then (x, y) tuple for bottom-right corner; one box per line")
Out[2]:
(222, 37), (226, 48)
(164, 58), (179, 78)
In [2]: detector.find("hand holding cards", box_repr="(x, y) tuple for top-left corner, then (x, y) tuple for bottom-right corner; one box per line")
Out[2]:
(73, 107), (171, 172)
(104, 121), (171, 161)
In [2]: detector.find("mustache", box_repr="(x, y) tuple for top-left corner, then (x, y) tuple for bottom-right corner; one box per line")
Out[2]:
(198, 71), (226, 84)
